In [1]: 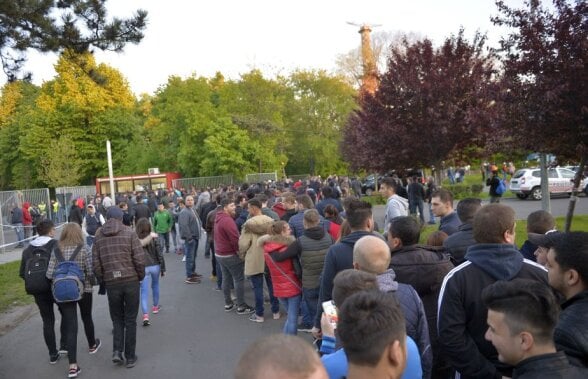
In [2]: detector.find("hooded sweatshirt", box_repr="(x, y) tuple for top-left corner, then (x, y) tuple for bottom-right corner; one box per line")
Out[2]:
(92, 219), (145, 286)
(377, 269), (433, 379)
(384, 194), (409, 233)
(22, 202), (32, 225)
(437, 243), (548, 379)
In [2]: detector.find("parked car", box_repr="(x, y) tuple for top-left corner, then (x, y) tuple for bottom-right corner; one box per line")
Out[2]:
(509, 167), (587, 200)
(361, 174), (383, 196)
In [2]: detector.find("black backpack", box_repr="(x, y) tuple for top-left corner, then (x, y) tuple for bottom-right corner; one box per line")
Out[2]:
(24, 245), (52, 294)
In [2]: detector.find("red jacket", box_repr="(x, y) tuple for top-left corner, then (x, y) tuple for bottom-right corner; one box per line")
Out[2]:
(22, 202), (32, 225)
(259, 234), (301, 298)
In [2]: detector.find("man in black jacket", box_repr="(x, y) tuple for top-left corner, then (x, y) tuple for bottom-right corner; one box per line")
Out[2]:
(19, 219), (63, 364)
(482, 279), (587, 378)
(437, 204), (548, 379)
(443, 198), (482, 265)
(544, 231), (588, 368)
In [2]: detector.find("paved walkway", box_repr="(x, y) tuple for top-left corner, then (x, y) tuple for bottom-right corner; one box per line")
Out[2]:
(0, 238), (301, 379)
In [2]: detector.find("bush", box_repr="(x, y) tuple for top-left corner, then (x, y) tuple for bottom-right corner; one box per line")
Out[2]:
(362, 194), (386, 205)
(444, 184), (484, 200)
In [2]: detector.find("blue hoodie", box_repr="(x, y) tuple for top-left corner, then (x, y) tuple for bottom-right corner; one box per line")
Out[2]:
(465, 243), (523, 280)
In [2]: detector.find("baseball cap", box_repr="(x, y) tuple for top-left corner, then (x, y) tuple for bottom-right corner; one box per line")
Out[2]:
(528, 229), (563, 248)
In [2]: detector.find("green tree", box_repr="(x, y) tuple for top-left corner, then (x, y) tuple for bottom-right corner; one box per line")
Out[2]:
(1, 0), (147, 81)
(20, 50), (139, 185)
(40, 136), (83, 187)
(0, 81), (41, 189)
(283, 70), (357, 175)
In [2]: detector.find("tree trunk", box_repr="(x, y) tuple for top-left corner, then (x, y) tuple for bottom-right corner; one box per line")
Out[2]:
(540, 154), (551, 212)
(564, 155), (587, 232)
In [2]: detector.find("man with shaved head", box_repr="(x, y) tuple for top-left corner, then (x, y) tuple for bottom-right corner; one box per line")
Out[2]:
(353, 235), (433, 379)
(235, 334), (327, 379)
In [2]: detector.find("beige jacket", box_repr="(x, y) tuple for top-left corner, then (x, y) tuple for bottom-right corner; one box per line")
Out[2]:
(239, 215), (273, 276)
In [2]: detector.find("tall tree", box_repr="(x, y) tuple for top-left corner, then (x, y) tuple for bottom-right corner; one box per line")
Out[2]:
(342, 30), (497, 177)
(20, 50), (139, 185)
(0, 0), (147, 81)
(493, 0), (587, 230)
(283, 70), (357, 175)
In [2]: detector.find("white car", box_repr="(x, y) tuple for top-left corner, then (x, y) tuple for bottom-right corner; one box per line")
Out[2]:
(509, 167), (586, 200)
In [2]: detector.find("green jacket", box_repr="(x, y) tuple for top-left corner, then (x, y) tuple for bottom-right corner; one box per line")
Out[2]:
(153, 210), (172, 233)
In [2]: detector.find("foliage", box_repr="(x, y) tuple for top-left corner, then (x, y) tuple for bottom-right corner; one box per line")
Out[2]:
(342, 29), (498, 174)
(283, 70), (357, 175)
(0, 0), (147, 81)
(40, 136), (83, 187)
(0, 260), (32, 314)
(493, 0), (587, 162)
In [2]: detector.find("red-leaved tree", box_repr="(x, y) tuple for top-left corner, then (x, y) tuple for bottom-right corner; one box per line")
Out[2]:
(341, 29), (498, 179)
(493, 0), (587, 230)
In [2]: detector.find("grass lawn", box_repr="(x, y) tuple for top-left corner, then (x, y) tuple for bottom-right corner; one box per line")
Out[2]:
(0, 260), (33, 314)
(419, 215), (588, 246)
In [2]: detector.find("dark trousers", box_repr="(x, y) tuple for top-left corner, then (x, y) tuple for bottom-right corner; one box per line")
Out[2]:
(78, 292), (96, 348)
(34, 291), (65, 357)
(106, 282), (140, 360)
(58, 301), (78, 364)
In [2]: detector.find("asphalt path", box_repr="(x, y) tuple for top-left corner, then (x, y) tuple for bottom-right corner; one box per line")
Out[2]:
(0, 238), (308, 379)
(1, 197), (587, 378)
(371, 196), (588, 230)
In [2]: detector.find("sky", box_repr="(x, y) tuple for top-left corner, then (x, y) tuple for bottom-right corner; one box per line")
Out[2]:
(4, 0), (525, 96)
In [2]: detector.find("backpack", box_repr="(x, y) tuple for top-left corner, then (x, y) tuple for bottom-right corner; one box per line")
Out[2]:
(24, 246), (52, 294)
(51, 245), (85, 303)
(496, 179), (506, 196)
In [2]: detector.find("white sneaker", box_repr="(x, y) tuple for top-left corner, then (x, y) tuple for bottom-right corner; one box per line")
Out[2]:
(182, 256), (186, 262)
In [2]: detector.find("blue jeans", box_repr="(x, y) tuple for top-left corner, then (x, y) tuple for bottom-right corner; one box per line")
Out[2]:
(158, 232), (170, 253)
(86, 235), (95, 250)
(13, 223), (24, 245)
(249, 273), (279, 317)
(184, 239), (198, 278)
(279, 295), (302, 335)
(217, 255), (245, 306)
(140, 265), (161, 315)
(409, 199), (425, 224)
(303, 287), (320, 325)
(428, 202), (436, 224)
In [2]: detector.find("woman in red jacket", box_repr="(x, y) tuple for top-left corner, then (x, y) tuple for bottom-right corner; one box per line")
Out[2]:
(258, 221), (301, 335)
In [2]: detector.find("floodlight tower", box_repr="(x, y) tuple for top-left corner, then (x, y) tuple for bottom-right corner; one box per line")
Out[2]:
(347, 22), (381, 95)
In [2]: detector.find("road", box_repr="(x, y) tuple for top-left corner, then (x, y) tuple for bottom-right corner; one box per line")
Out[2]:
(371, 196), (588, 230)
(0, 239), (300, 379)
(0, 197), (586, 378)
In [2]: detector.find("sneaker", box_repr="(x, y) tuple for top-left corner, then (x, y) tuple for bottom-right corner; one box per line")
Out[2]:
(142, 315), (150, 326)
(297, 323), (313, 333)
(68, 366), (81, 378)
(126, 356), (137, 368)
(224, 303), (235, 312)
(49, 353), (60, 364)
(89, 338), (101, 354)
(190, 272), (203, 278)
(152, 305), (161, 314)
(249, 314), (264, 323)
(210, 275), (217, 281)
(213, 287), (222, 292)
(112, 351), (124, 365)
(182, 256), (186, 262)
(58, 347), (68, 355)
(236, 305), (255, 315)
(273, 312), (281, 320)
(185, 277), (201, 284)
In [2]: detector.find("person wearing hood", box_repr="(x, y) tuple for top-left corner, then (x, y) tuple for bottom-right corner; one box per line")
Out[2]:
(92, 206), (145, 368)
(259, 221), (299, 334)
(19, 219), (64, 365)
(354, 235), (433, 379)
(23, 201), (33, 240)
(312, 199), (383, 338)
(380, 178), (409, 235)
(437, 204), (548, 379)
(387, 216), (454, 378)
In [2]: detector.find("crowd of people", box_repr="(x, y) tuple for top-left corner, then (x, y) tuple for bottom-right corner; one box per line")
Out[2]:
(15, 175), (588, 378)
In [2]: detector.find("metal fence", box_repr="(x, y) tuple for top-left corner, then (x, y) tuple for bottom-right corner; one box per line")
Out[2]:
(0, 188), (51, 252)
(288, 174), (309, 182)
(245, 172), (278, 184)
(173, 175), (235, 190)
(55, 186), (97, 223)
